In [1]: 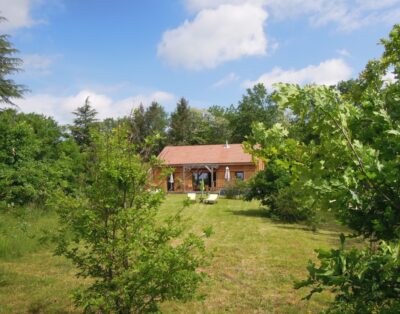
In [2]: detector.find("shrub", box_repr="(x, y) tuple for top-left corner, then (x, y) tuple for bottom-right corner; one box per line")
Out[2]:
(224, 180), (249, 199)
(244, 163), (290, 206)
(272, 188), (315, 223)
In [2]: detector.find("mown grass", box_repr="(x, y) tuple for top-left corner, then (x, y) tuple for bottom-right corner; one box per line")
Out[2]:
(0, 195), (361, 313)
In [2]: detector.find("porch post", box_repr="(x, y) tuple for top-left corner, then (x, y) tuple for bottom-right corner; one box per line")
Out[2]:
(183, 166), (186, 192)
(211, 167), (214, 190)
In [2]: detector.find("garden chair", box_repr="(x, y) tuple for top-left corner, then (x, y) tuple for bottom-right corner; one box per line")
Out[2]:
(187, 193), (196, 202)
(204, 193), (219, 204)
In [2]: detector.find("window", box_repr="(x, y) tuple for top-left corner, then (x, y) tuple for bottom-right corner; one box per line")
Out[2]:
(235, 171), (244, 181)
(192, 170), (217, 190)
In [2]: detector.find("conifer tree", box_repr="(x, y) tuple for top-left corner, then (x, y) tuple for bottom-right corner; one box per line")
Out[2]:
(0, 17), (25, 105)
(71, 97), (98, 148)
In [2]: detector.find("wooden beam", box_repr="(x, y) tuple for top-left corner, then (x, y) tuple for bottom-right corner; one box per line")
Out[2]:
(183, 166), (186, 192)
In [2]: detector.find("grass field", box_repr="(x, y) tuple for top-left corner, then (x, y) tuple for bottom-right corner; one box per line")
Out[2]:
(0, 195), (359, 313)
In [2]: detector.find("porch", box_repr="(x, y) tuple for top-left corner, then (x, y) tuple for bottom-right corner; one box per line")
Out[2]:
(165, 164), (252, 193)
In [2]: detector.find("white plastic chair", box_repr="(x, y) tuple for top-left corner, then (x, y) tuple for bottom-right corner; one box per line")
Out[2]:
(204, 194), (219, 204)
(187, 193), (196, 202)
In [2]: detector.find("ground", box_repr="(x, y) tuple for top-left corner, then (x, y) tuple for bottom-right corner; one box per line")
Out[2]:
(0, 195), (359, 313)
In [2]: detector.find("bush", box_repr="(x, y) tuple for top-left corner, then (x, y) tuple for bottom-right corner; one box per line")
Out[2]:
(272, 188), (315, 223)
(224, 180), (249, 199)
(244, 164), (314, 223)
(244, 163), (290, 206)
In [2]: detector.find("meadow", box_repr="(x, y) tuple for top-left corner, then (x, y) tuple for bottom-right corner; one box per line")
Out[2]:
(0, 195), (358, 313)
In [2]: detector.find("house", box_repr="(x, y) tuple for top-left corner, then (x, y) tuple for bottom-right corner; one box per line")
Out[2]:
(152, 143), (263, 192)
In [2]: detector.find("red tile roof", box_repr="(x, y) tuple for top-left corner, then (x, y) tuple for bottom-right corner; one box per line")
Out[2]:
(158, 144), (253, 165)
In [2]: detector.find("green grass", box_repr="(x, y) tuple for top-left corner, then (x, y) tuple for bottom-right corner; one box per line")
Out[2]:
(0, 195), (360, 313)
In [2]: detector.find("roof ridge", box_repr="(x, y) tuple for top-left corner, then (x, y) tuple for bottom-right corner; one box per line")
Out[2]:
(163, 143), (243, 148)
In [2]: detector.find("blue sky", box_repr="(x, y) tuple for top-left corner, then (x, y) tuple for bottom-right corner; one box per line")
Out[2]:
(1, 0), (399, 123)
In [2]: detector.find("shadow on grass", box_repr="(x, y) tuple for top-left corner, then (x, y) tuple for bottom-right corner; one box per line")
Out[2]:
(227, 208), (271, 219)
(228, 207), (353, 237)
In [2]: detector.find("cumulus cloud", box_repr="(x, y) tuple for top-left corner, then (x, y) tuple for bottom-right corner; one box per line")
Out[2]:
(244, 58), (352, 89)
(158, 3), (268, 70)
(15, 90), (175, 124)
(0, 0), (42, 31)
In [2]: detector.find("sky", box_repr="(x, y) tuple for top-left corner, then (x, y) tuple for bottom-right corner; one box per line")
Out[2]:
(1, 0), (399, 124)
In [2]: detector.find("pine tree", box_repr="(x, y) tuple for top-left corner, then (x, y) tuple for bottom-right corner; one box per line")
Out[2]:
(0, 17), (25, 105)
(169, 98), (193, 145)
(71, 97), (98, 148)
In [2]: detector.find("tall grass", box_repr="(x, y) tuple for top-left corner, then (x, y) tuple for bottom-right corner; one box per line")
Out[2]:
(0, 208), (58, 260)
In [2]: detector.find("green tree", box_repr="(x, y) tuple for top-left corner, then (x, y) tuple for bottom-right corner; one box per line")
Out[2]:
(245, 24), (400, 313)
(128, 104), (146, 145)
(189, 108), (232, 145)
(71, 97), (98, 148)
(168, 98), (193, 145)
(226, 83), (283, 143)
(127, 102), (168, 158)
(0, 17), (25, 105)
(0, 109), (83, 207)
(56, 125), (210, 313)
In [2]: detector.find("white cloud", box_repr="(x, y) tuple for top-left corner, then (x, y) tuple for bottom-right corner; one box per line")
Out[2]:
(158, 3), (268, 70)
(0, 0), (42, 31)
(244, 58), (352, 89)
(266, 0), (400, 31)
(213, 72), (239, 88)
(15, 90), (176, 124)
(21, 54), (61, 76)
(336, 49), (350, 57)
(183, 0), (400, 31)
(184, 0), (265, 12)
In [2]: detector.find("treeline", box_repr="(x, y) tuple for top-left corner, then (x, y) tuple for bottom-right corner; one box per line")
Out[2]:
(86, 83), (283, 156)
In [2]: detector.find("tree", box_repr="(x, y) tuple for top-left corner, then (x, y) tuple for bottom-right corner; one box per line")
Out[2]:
(189, 108), (232, 145)
(56, 125), (210, 313)
(71, 97), (98, 148)
(0, 17), (25, 105)
(245, 24), (400, 313)
(226, 84), (283, 143)
(0, 109), (83, 207)
(144, 101), (168, 141)
(127, 102), (168, 158)
(168, 98), (193, 145)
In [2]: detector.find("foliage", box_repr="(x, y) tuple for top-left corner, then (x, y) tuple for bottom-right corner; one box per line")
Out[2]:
(128, 102), (168, 158)
(244, 161), (290, 207)
(244, 124), (315, 223)
(55, 126), (209, 313)
(0, 17), (25, 105)
(224, 83), (284, 143)
(168, 97), (193, 145)
(0, 109), (83, 207)
(295, 236), (400, 314)
(224, 179), (249, 200)
(243, 24), (400, 312)
(70, 97), (98, 149)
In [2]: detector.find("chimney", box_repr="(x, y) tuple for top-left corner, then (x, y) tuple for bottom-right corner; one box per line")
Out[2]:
(224, 140), (230, 149)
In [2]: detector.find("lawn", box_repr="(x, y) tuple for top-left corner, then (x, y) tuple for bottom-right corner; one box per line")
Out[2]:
(0, 195), (357, 313)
